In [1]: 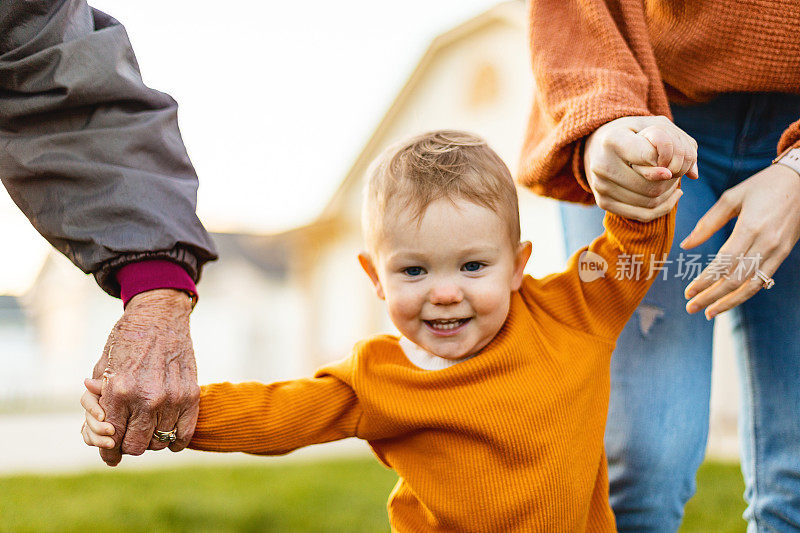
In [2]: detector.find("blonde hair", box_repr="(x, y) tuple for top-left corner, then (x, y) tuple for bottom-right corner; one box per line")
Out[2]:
(362, 130), (520, 251)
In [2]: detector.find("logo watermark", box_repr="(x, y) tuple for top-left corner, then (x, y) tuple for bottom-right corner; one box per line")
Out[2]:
(580, 252), (764, 282)
(578, 251), (608, 282)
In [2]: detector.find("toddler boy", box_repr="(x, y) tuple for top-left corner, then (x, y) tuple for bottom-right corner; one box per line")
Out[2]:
(82, 130), (678, 531)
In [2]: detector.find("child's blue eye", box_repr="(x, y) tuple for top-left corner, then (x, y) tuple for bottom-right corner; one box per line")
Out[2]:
(462, 261), (484, 272)
(404, 266), (425, 276)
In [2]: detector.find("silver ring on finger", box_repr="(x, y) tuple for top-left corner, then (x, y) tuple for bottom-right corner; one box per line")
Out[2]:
(153, 428), (178, 443)
(754, 269), (775, 290)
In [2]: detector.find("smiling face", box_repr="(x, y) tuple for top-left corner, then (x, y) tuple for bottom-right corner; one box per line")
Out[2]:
(360, 198), (531, 360)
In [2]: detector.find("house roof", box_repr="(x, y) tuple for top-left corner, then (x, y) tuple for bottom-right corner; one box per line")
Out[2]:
(208, 232), (289, 279)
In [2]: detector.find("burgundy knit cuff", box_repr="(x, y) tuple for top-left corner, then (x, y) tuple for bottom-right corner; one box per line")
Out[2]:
(116, 260), (198, 307)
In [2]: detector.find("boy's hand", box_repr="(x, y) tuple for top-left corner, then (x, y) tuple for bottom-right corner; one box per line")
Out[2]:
(584, 115), (698, 221)
(80, 378), (116, 450)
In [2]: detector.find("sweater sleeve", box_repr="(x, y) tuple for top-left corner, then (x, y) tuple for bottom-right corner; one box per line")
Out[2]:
(188, 369), (362, 455)
(518, 0), (671, 203)
(523, 204), (676, 342)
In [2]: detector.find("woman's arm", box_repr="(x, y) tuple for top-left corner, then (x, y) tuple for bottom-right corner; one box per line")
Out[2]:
(520, 0), (695, 221)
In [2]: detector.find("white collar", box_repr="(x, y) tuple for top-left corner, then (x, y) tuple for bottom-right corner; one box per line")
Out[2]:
(398, 337), (477, 371)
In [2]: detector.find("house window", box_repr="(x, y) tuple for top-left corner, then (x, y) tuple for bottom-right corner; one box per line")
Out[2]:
(467, 61), (500, 108)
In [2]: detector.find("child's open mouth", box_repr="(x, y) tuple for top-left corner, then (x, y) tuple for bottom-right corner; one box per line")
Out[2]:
(424, 318), (471, 335)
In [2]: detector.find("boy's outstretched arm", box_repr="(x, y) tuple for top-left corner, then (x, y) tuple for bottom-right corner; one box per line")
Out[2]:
(81, 365), (363, 456)
(524, 128), (684, 341)
(525, 203), (677, 342)
(188, 374), (362, 456)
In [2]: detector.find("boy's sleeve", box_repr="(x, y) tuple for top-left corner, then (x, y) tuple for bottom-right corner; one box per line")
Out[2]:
(188, 359), (362, 455)
(523, 205), (676, 341)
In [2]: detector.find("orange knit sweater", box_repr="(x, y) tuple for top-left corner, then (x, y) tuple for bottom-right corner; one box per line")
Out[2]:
(519, 0), (800, 204)
(188, 207), (675, 532)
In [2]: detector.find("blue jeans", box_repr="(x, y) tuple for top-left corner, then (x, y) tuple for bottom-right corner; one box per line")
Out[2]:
(560, 93), (800, 532)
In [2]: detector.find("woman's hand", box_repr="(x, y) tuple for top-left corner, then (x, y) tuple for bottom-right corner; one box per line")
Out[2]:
(681, 163), (800, 318)
(584, 115), (698, 221)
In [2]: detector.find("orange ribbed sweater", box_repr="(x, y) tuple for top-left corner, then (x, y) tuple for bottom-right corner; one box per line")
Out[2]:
(519, 0), (800, 204)
(189, 209), (675, 532)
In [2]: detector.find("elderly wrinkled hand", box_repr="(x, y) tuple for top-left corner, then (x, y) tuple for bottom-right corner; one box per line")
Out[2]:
(90, 289), (200, 466)
(681, 163), (800, 318)
(584, 115), (698, 222)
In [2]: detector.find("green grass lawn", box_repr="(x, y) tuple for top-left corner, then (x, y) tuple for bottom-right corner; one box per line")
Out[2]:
(0, 458), (745, 532)
(680, 461), (746, 533)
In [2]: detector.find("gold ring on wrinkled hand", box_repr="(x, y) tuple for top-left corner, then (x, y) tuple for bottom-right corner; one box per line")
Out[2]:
(755, 269), (775, 290)
(153, 428), (178, 443)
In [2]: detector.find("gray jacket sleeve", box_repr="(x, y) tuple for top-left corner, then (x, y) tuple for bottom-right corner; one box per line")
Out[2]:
(0, 0), (218, 297)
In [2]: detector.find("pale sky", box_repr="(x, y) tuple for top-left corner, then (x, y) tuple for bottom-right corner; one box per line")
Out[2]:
(0, 0), (503, 295)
